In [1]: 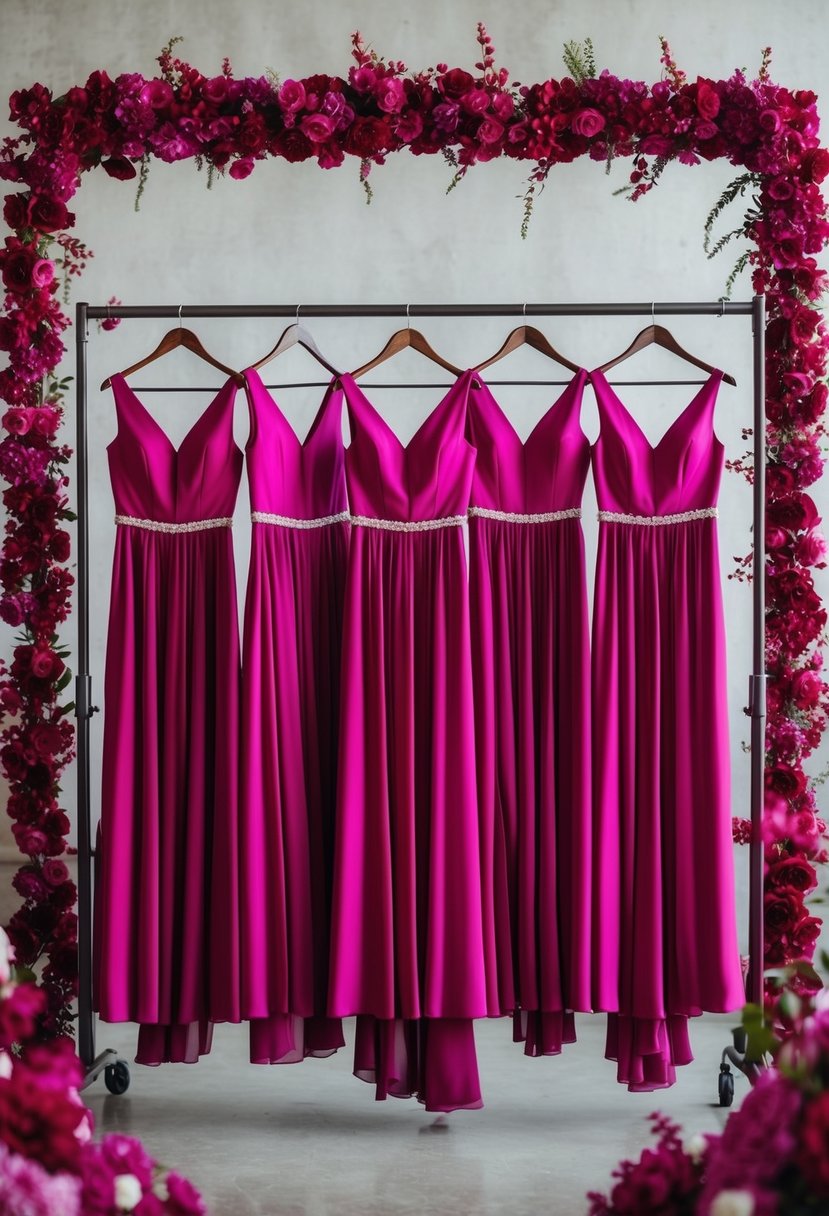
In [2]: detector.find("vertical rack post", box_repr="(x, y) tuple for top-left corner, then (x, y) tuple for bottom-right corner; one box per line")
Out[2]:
(747, 293), (767, 1008)
(74, 302), (95, 1068)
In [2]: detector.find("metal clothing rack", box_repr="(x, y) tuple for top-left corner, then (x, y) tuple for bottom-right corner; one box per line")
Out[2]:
(73, 298), (766, 1099)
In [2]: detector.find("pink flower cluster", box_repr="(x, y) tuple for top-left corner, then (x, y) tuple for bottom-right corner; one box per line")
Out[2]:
(0, 29), (826, 1031)
(591, 987), (829, 1215)
(0, 928), (206, 1214)
(586, 1112), (705, 1215)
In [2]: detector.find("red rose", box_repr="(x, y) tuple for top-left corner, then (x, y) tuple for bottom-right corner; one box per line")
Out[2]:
(228, 158), (255, 180)
(0, 981), (45, 1048)
(0, 1071), (84, 1173)
(344, 116), (391, 158)
(29, 645), (64, 680)
(2, 407), (32, 435)
(790, 668), (824, 708)
(765, 764), (807, 798)
(1, 246), (36, 294)
(764, 885), (804, 933)
(274, 128), (313, 162)
(790, 305), (820, 346)
(438, 68), (475, 100)
(2, 193), (29, 230)
(695, 79), (721, 120)
(101, 157), (137, 181)
(801, 147), (829, 183)
(767, 856), (818, 893)
(41, 858), (69, 887)
(797, 1092), (829, 1194)
(28, 194), (69, 233)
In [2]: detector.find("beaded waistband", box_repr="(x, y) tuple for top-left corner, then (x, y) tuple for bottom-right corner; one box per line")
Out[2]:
(598, 508), (718, 526)
(468, 506), (582, 525)
(115, 514), (233, 533)
(350, 514), (466, 532)
(251, 510), (350, 529)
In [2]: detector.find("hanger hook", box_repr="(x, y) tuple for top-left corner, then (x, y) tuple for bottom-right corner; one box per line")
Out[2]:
(719, 297), (726, 318)
(522, 303), (527, 320)
(406, 304), (411, 330)
(178, 303), (183, 329)
(296, 303), (301, 324)
(651, 302), (656, 326)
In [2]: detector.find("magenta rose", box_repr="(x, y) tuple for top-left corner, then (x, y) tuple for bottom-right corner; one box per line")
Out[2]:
(166, 1170), (208, 1215)
(790, 668), (825, 708)
(201, 75), (229, 105)
(375, 77), (406, 114)
(13, 824), (48, 855)
(29, 645), (64, 680)
(2, 408), (31, 435)
(300, 112), (335, 143)
(796, 531), (828, 567)
(1, 247), (37, 294)
(571, 108), (606, 137)
(477, 117), (505, 145)
(278, 79), (307, 113)
(395, 110), (424, 143)
(228, 158), (254, 180)
(139, 78), (173, 109)
(801, 147), (829, 182)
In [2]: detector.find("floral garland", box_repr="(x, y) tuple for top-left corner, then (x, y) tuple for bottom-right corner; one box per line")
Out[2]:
(0, 28), (826, 1035)
(0, 926), (206, 1215)
(587, 974), (829, 1215)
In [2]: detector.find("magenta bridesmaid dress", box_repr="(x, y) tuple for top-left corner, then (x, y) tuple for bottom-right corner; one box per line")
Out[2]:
(590, 368), (745, 1091)
(466, 371), (593, 1056)
(329, 370), (488, 1112)
(239, 368), (349, 1065)
(94, 374), (242, 1065)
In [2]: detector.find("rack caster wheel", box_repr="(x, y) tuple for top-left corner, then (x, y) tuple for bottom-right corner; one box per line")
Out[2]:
(718, 1062), (734, 1107)
(104, 1060), (130, 1095)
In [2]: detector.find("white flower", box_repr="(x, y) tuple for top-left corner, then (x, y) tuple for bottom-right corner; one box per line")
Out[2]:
(0, 1049), (12, 1080)
(0, 927), (14, 985)
(114, 1173), (143, 1211)
(683, 1131), (707, 1162)
(711, 1190), (756, 1216)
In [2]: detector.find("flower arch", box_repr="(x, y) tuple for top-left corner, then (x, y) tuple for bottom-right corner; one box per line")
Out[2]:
(0, 29), (826, 1035)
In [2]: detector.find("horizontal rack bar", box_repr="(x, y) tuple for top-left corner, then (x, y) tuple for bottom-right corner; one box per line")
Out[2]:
(82, 301), (754, 320)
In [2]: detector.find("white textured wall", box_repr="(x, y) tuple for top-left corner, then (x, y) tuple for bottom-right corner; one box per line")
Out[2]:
(1, 0), (828, 946)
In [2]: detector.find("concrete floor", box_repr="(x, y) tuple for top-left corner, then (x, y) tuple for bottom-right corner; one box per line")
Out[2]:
(85, 1013), (741, 1216)
(83, 1011), (734, 1216)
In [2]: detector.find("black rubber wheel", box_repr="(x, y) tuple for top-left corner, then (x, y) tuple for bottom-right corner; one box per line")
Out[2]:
(718, 1065), (734, 1107)
(104, 1060), (130, 1095)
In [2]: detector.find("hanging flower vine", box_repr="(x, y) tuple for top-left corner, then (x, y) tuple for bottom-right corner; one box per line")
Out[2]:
(0, 28), (826, 1035)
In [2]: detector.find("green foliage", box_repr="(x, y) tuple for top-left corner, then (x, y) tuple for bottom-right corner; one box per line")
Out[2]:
(724, 251), (750, 299)
(562, 37), (596, 87)
(134, 155), (150, 212)
(703, 172), (753, 255)
(741, 1001), (777, 1061)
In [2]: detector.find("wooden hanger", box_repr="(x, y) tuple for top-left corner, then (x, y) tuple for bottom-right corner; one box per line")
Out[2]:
(350, 311), (463, 379)
(252, 312), (341, 377)
(101, 317), (245, 390)
(599, 322), (736, 386)
(475, 323), (580, 374)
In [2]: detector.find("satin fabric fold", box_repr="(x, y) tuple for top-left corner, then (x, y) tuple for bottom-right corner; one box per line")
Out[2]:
(590, 369), (744, 1090)
(94, 376), (242, 1063)
(238, 369), (348, 1064)
(329, 372), (487, 1111)
(466, 373), (593, 1055)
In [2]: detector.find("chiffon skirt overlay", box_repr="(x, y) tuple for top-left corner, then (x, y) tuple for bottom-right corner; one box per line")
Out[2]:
(239, 520), (349, 1064)
(329, 523), (488, 1111)
(95, 527), (240, 1065)
(591, 517), (745, 1091)
(469, 515), (592, 1056)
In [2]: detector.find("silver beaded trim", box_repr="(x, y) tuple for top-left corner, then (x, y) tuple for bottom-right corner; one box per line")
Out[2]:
(350, 514), (466, 532)
(251, 510), (350, 529)
(114, 514), (233, 533)
(598, 508), (718, 526)
(468, 506), (582, 524)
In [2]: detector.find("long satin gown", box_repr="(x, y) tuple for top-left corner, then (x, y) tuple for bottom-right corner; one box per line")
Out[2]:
(589, 368), (745, 1091)
(329, 370), (488, 1112)
(239, 368), (349, 1064)
(466, 370), (593, 1055)
(94, 374), (242, 1065)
